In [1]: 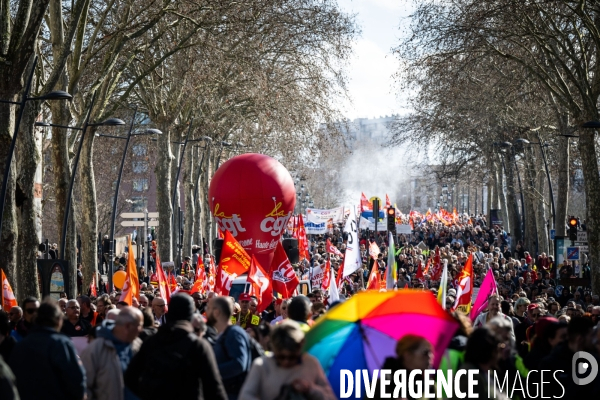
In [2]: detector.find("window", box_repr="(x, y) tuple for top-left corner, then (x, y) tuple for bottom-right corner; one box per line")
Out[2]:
(131, 197), (147, 212)
(132, 143), (147, 156)
(132, 161), (148, 173)
(133, 179), (148, 192)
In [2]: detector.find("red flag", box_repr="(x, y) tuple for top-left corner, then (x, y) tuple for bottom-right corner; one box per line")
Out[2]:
(168, 272), (178, 291)
(452, 254), (474, 313)
(292, 215), (299, 239)
(297, 214), (310, 262)
(368, 241), (380, 259)
(404, 282), (409, 289)
(204, 256), (217, 293)
(385, 194), (392, 208)
(270, 241), (299, 298)
(1, 269), (18, 312)
(336, 258), (345, 288)
(155, 255), (171, 304)
(367, 262), (380, 289)
(196, 257), (205, 281)
(430, 247), (442, 281)
(191, 266), (206, 295)
(215, 266), (236, 296)
(247, 255), (273, 313)
(321, 259), (331, 291)
(326, 239), (343, 258)
(360, 192), (372, 212)
(220, 230), (252, 275)
(415, 260), (424, 283)
(119, 235), (140, 306)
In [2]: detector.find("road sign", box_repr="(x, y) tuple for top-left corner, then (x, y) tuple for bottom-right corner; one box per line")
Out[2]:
(121, 220), (159, 227)
(121, 212), (145, 219)
(121, 221), (144, 227)
(550, 229), (555, 240)
(579, 246), (589, 253)
(566, 247), (580, 261)
(148, 212), (159, 218)
(577, 231), (588, 242)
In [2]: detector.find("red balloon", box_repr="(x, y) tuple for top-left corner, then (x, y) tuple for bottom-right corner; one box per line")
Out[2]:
(209, 153), (296, 272)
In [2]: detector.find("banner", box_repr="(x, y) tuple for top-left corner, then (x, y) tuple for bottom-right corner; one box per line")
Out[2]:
(311, 265), (324, 289)
(306, 207), (346, 224)
(305, 220), (328, 235)
(342, 207), (362, 277)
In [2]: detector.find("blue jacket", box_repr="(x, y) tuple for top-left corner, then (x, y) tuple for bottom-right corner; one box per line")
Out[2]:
(212, 324), (251, 382)
(10, 327), (86, 400)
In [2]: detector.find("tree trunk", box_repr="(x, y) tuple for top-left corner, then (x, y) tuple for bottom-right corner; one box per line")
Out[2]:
(193, 146), (204, 248)
(183, 146), (194, 259)
(50, 96), (77, 295)
(495, 155), (510, 234)
(522, 153), (537, 255)
(171, 141), (181, 264)
(79, 125), (98, 296)
(531, 145), (549, 255)
(204, 145), (213, 254)
(556, 122), (570, 238)
(578, 127), (600, 295)
(155, 123), (173, 262)
(15, 101), (42, 299)
(503, 151), (522, 250)
(0, 96), (18, 298)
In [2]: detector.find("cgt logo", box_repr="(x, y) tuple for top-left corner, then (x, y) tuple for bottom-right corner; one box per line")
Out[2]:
(572, 351), (598, 385)
(260, 202), (291, 237)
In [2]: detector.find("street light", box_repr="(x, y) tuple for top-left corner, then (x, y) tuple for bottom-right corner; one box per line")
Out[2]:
(515, 133), (556, 231)
(36, 92), (126, 260)
(0, 57), (73, 250)
(92, 107), (162, 287)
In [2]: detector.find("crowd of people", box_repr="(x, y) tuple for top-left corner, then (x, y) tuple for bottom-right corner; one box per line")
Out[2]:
(1, 212), (599, 399)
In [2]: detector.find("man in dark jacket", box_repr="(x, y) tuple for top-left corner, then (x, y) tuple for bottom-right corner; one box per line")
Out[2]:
(124, 293), (227, 400)
(9, 301), (86, 400)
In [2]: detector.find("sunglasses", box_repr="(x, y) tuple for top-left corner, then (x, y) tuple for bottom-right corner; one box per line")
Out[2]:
(25, 308), (38, 314)
(281, 307), (287, 310)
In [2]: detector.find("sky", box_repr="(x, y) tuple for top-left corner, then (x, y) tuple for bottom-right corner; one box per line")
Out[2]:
(336, 0), (414, 120)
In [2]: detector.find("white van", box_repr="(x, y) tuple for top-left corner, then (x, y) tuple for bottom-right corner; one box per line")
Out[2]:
(229, 275), (311, 302)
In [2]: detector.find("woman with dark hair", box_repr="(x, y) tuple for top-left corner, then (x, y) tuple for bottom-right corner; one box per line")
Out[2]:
(524, 318), (567, 370)
(371, 335), (436, 400)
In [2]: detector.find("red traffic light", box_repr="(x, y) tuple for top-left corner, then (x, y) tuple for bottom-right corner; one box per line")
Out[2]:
(568, 217), (578, 227)
(387, 208), (395, 215)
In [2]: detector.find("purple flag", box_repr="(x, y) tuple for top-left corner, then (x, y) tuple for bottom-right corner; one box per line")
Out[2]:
(470, 269), (498, 320)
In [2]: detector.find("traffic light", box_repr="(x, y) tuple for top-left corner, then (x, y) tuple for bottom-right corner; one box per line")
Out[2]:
(568, 217), (578, 241)
(387, 207), (396, 231)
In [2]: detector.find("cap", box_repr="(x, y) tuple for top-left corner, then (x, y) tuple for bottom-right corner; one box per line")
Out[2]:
(527, 303), (539, 312)
(275, 298), (284, 305)
(448, 288), (457, 296)
(239, 293), (252, 302)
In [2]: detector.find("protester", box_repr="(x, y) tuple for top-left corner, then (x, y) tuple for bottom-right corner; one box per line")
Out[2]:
(78, 295), (99, 326)
(239, 320), (335, 400)
(125, 294), (227, 400)
(207, 296), (253, 400)
(151, 297), (167, 326)
(10, 300), (86, 400)
(472, 295), (515, 341)
(7, 307), (21, 331)
(287, 296), (312, 332)
(61, 299), (92, 337)
(0, 354), (18, 400)
(11, 297), (39, 342)
(237, 293), (253, 329)
(81, 307), (143, 400)
(270, 298), (290, 325)
(0, 312), (16, 362)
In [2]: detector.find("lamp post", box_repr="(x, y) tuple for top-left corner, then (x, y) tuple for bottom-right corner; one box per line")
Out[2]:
(37, 92), (126, 259)
(0, 56), (72, 247)
(92, 107), (161, 288)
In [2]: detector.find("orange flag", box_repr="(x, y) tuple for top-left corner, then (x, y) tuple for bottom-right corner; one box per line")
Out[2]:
(1, 269), (17, 312)
(191, 259), (206, 295)
(119, 235), (140, 306)
(90, 274), (97, 297)
(452, 253), (474, 313)
(297, 214), (310, 262)
(155, 253), (171, 303)
(220, 230), (252, 276)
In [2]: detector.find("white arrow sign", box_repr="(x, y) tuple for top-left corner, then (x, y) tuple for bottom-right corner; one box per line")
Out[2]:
(121, 220), (159, 227)
(121, 212), (145, 219)
(121, 221), (145, 227)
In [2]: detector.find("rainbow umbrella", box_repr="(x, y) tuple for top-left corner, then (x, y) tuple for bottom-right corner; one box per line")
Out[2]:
(304, 290), (459, 399)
